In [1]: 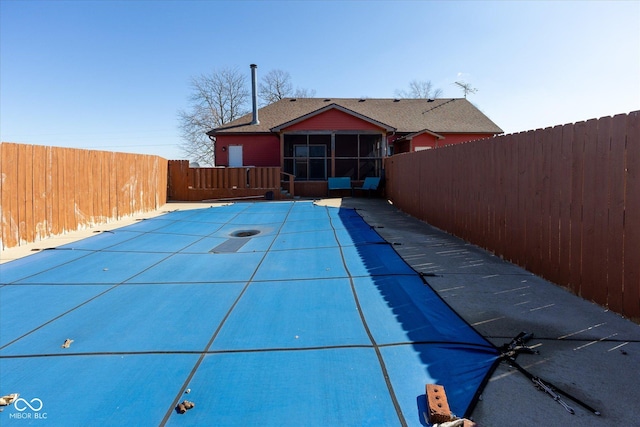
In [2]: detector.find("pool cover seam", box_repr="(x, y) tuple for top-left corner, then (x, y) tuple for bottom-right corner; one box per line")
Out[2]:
(0, 341), (499, 359)
(328, 208), (408, 427)
(2, 271), (433, 287)
(159, 201), (296, 426)
(0, 240), (386, 262)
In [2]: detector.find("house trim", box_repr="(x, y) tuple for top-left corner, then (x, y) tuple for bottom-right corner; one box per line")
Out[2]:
(398, 128), (445, 141)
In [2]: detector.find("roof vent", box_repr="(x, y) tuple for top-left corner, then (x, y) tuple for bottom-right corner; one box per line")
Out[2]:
(427, 99), (434, 102)
(290, 98), (297, 102)
(324, 98), (331, 102)
(393, 99), (400, 102)
(359, 98), (366, 102)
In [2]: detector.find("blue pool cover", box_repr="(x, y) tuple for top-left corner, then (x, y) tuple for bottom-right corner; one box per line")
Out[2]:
(0, 201), (499, 426)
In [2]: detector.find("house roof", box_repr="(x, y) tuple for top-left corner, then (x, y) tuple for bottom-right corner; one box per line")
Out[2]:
(208, 97), (503, 135)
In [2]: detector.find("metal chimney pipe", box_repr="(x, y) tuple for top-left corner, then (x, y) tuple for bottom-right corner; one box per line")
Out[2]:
(250, 64), (259, 125)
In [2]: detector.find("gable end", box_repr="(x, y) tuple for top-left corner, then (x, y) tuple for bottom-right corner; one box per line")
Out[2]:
(271, 104), (395, 133)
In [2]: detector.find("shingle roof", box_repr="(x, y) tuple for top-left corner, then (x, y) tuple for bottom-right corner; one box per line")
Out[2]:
(208, 98), (503, 135)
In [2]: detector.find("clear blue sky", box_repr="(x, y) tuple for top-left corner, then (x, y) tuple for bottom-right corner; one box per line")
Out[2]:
(1, 0), (639, 161)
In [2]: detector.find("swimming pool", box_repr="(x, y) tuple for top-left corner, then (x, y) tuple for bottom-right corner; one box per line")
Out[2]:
(0, 201), (498, 426)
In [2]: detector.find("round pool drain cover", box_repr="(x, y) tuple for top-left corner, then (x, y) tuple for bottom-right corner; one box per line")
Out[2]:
(230, 229), (260, 238)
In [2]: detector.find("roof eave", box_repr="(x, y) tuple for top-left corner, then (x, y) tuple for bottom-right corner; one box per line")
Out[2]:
(207, 120), (260, 136)
(209, 131), (275, 136)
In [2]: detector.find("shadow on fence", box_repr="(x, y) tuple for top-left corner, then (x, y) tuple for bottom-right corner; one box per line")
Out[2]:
(385, 112), (639, 322)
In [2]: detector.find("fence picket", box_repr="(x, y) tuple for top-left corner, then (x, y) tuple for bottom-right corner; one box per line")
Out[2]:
(623, 112), (640, 319)
(580, 119), (600, 301)
(607, 114), (627, 312)
(558, 124), (573, 286)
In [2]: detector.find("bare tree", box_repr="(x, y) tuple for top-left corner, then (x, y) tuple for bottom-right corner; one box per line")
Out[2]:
(454, 81), (478, 98)
(395, 79), (443, 99)
(293, 87), (317, 98)
(259, 69), (293, 105)
(179, 66), (315, 165)
(178, 67), (249, 165)
(259, 69), (316, 105)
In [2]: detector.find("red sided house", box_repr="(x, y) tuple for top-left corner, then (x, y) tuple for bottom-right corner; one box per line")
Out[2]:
(207, 97), (502, 197)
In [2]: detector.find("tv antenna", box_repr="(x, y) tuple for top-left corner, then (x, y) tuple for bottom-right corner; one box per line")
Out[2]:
(454, 81), (478, 98)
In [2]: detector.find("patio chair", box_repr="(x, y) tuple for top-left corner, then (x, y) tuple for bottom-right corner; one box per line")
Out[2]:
(353, 177), (381, 197)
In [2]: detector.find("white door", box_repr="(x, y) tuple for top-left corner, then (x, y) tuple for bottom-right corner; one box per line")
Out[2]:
(228, 145), (243, 167)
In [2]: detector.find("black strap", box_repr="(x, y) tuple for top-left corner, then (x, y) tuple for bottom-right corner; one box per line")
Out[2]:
(499, 332), (601, 416)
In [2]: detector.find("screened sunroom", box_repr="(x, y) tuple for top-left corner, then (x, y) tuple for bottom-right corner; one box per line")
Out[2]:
(282, 132), (385, 181)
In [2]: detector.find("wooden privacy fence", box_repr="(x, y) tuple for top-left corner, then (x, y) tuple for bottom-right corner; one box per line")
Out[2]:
(385, 112), (639, 321)
(0, 142), (168, 250)
(167, 160), (284, 201)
